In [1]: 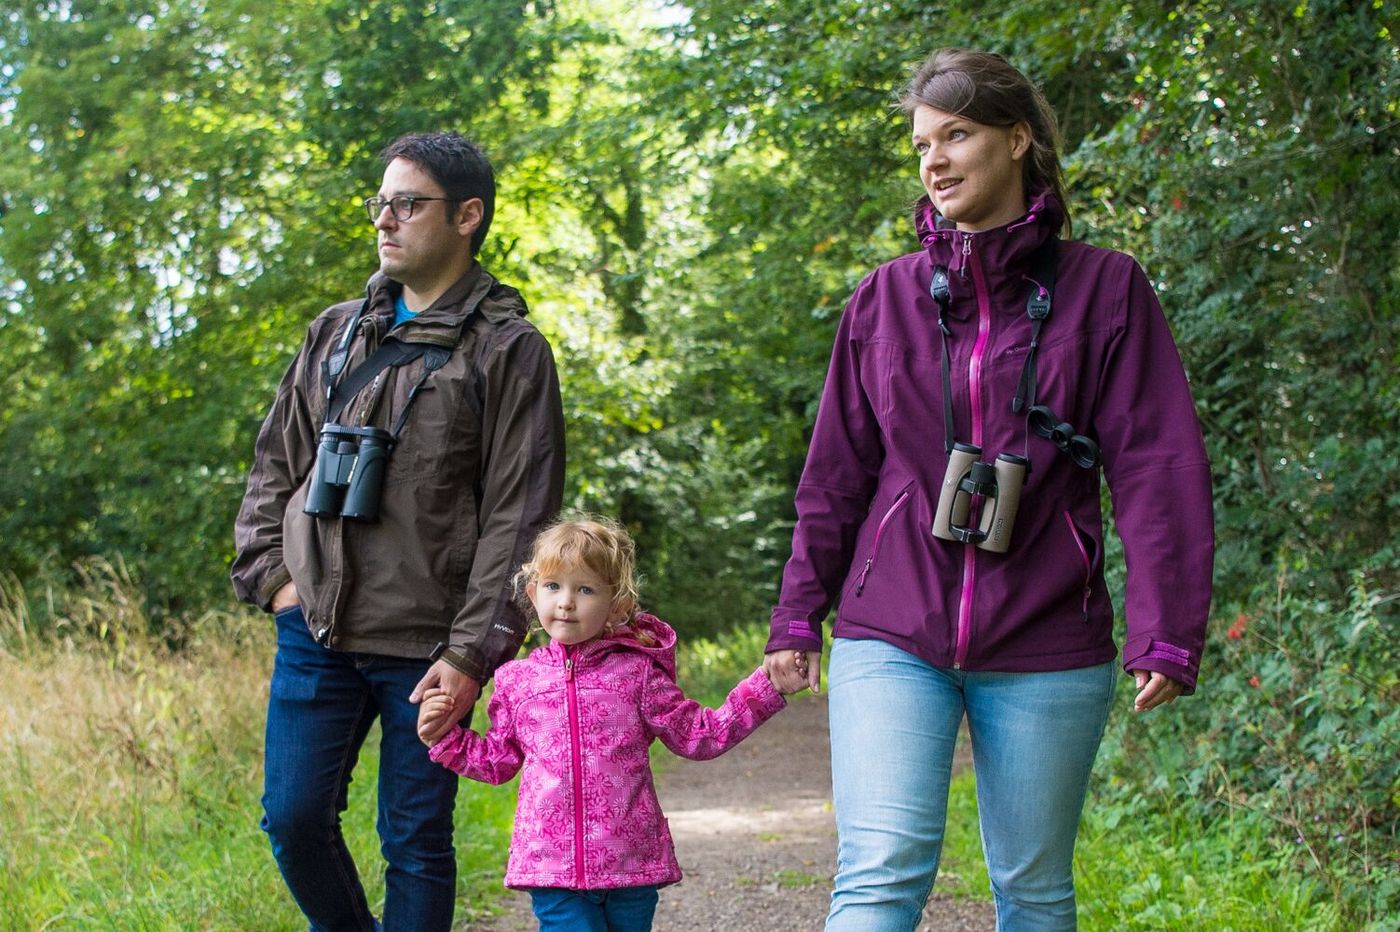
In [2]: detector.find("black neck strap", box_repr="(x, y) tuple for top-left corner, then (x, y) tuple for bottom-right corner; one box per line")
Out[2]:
(1013, 241), (1057, 413)
(929, 267), (956, 455)
(930, 238), (1058, 455)
(325, 339), (451, 428)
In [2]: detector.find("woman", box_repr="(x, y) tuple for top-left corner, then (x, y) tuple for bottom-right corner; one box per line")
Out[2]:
(763, 48), (1213, 931)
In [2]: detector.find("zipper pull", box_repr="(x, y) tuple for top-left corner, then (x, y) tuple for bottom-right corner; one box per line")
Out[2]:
(855, 558), (873, 596)
(565, 657), (574, 681)
(960, 232), (973, 279)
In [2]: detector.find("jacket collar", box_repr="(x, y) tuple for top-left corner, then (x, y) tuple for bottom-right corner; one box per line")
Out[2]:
(913, 189), (1063, 287)
(536, 613), (679, 677)
(362, 264), (526, 347)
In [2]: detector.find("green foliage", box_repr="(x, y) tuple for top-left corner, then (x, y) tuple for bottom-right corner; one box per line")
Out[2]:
(1, 2), (1397, 921)
(1096, 577), (1399, 926)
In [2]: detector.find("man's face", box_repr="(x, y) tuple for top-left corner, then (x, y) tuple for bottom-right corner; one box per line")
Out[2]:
(372, 157), (477, 296)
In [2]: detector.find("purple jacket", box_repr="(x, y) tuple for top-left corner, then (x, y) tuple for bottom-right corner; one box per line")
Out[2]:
(766, 193), (1213, 690)
(430, 612), (785, 890)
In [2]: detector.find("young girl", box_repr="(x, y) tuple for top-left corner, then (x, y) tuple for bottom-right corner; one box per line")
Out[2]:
(418, 516), (797, 931)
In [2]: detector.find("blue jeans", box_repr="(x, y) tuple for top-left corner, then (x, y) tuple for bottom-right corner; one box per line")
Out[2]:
(825, 637), (1117, 932)
(528, 886), (660, 932)
(261, 606), (460, 931)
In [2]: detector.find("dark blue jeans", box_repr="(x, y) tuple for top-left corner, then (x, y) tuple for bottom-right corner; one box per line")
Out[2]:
(528, 886), (660, 932)
(261, 606), (459, 931)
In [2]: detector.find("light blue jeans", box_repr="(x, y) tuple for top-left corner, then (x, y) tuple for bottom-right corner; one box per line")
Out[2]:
(825, 637), (1117, 932)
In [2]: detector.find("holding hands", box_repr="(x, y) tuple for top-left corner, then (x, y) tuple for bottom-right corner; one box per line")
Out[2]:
(764, 649), (821, 696)
(417, 688), (458, 747)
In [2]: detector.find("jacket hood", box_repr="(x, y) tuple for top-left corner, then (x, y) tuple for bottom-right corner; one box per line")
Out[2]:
(538, 611), (679, 678)
(912, 189), (1065, 286)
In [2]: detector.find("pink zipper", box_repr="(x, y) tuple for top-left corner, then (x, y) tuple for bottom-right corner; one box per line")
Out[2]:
(854, 490), (911, 596)
(564, 646), (585, 887)
(954, 233), (991, 669)
(1063, 512), (1094, 621)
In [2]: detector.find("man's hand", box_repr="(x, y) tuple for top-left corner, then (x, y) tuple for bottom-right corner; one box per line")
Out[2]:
(411, 659), (481, 745)
(1130, 669), (1184, 713)
(270, 582), (299, 613)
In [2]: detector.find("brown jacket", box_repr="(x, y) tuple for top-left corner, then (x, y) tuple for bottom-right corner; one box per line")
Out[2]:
(231, 265), (565, 681)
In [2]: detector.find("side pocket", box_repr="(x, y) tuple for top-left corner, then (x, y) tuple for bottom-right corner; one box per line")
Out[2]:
(853, 487), (913, 598)
(1062, 511), (1100, 622)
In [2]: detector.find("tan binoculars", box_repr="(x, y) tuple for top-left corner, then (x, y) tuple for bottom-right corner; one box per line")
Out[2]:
(932, 443), (1026, 554)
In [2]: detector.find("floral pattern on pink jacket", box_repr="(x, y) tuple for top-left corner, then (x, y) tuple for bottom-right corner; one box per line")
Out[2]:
(429, 612), (786, 890)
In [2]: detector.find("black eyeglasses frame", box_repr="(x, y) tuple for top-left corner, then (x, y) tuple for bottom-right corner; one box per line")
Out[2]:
(363, 195), (457, 223)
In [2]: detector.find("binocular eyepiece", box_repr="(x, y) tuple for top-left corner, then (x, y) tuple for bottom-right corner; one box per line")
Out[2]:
(1027, 405), (1100, 469)
(303, 423), (394, 521)
(933, 443), (1027, 554)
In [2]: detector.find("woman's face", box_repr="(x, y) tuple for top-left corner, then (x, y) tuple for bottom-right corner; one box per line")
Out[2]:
(911, 105), (1031, 233)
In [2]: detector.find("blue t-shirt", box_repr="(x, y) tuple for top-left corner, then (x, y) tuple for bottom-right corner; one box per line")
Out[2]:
(393, 294), (418, 329)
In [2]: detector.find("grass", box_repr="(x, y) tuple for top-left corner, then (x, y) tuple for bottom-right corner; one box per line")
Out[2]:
(2, 567), (1372, 929)
(0, 559), (517, 930)
(933, 690), (1350, 931)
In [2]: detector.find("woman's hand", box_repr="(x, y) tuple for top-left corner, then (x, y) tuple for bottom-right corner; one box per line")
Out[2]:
(764, 649), (822, 695)
(1130, 669), (1184, 712)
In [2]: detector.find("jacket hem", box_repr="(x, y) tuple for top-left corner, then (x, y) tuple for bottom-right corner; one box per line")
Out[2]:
(831, 624), (1118, 674)
(504, 870), (682, 891)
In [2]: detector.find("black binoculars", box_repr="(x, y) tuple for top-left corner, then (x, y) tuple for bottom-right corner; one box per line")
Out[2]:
(1027, 405), (1100, 469)
(303, 424), (394, 521)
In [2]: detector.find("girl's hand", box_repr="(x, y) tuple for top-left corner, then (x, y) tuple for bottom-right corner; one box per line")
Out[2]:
(416, 690), (457, 746)
(1130, 669), (1184, 712)
(764, 649), (821, 695)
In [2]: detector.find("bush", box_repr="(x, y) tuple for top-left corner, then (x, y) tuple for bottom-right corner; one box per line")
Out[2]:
(1095, 571), (1399, 928)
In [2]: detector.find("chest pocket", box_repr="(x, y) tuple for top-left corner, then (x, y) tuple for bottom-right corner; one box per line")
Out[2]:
(385, 344), (476, 481)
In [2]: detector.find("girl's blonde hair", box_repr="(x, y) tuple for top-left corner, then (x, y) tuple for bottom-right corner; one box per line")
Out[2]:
(515, 515), (640, 623)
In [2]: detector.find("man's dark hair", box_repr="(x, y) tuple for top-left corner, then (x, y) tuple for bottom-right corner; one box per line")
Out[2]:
(381, 132), (495, 256)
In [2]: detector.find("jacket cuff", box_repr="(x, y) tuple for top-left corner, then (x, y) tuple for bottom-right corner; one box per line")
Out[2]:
(765, 615), (823, 655)
(256, 566), (293, 613)
(432, 642), (488, 682)
(742, 667), (788, 716)
(427, 724), (468, 765)
(1122, 635), (1198, 695)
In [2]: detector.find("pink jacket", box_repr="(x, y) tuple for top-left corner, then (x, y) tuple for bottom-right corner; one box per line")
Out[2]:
(429, 612), (786, 890)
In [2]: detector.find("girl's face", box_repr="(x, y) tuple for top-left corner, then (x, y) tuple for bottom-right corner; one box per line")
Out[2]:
(527, 562), (625, 646)
(911, 104), (1031, 233)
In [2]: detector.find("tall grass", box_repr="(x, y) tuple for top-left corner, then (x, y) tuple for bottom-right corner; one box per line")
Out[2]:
(0, 559), (516, 930)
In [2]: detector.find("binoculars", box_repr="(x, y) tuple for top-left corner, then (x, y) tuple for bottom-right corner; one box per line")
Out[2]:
(933, 443), (1027, 553)
(303, 424), (394, 521)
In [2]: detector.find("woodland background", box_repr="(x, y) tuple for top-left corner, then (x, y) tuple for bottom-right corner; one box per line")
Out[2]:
(0, 0), (1395, 927)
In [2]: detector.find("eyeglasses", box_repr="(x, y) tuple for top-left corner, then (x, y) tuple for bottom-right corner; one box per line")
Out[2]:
(363, 195), (454, 223)
(1027, 405), (1101, 469)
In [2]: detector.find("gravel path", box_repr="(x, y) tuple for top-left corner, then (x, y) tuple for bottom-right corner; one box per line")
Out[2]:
(471, 694), (995, 930)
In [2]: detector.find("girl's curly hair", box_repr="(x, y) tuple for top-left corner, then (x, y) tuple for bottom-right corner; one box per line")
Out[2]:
(514, 514), (641, 627)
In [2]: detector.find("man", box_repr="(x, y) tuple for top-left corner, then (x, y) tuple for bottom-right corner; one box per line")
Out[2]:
(231, 131), (565, 930)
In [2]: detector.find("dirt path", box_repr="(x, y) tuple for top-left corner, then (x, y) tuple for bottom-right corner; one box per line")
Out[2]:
(471, 694), (994, 930)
